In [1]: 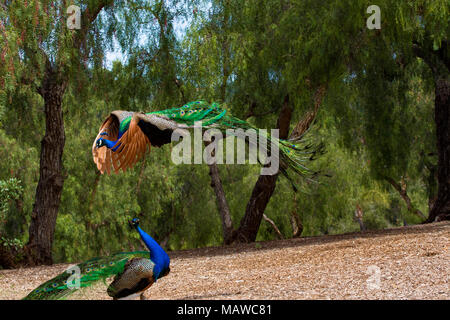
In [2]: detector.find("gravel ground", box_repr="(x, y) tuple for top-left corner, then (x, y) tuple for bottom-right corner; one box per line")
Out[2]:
(0, 221), (448, 300)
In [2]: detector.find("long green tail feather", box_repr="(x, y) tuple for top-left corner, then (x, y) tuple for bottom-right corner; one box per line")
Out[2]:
(23, 251), (149, 300)
(151, 100), (322, 189)
(148, 101), (251, 130)
(115, 101), (321, 189)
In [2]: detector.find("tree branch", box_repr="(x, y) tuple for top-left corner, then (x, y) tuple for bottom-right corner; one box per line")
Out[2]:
(207, 149), (235, 244)
(289, 85), (326, 141)
(262, 214), (284, 239)
(412, 42), (449, 79)
(290, 193), (303, 237)
(244, 101), (278, 120)
(385, 176), (426, 220)
(73, 0), (114, 50)
(174, 78), (186, 102)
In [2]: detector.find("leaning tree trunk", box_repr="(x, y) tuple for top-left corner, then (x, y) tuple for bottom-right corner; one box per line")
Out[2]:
(234, 95), (292, 242)
(235, 174), (279, 242)
(234, 87), (325, 243)
(208, 161), (235, 244)
(26, 65), (67, 265)
(427, 76), (450, 222)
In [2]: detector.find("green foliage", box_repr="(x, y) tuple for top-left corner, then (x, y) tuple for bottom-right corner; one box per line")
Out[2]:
(0, 236), (24, 250)
(0, 178), (23, 233)
(0, 178), (24, 267)
(0, 0), (446, 264)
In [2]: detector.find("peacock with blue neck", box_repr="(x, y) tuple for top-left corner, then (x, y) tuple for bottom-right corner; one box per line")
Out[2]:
(23, 218), (171, 300)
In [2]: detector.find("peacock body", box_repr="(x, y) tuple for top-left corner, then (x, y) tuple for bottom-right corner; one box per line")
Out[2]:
(106, 258), (156, 299)
(23, 219), (170, 300)
(92, 101), (322, 189)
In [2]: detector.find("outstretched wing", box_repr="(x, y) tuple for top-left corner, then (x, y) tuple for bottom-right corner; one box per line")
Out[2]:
(92, 101), (245, 174)
(92, 111), (151, 174)
(23, 251), (149, 300)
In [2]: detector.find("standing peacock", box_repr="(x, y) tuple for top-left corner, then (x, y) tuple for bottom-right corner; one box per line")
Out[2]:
(23, 218), (170, 300)
(92, 100), (322, 189)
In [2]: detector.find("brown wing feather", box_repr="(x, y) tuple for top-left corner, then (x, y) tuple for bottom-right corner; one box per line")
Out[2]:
(92, 113), (151, 174)
(92, 115), (119, 174)
(112, 114), (151, 173)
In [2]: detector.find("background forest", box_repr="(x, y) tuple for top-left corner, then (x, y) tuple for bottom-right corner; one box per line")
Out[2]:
(0, 0), (448, 266)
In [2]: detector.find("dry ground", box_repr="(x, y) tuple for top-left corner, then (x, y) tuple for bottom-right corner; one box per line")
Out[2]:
(0, 221), (448, 300)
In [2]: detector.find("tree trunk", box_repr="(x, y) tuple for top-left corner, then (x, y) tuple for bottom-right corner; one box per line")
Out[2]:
(21, 1), (110, 265)
(427, 76), (450, 222)
(354, 204), (366, 232)
(262, 213), (284, 239)
(290, 194), (303, 238)
(26, 64), (67, 265)
(234, 95), (291, 242)
(413, 42), (450, 222)
(423, 155), (438, 213)
(234, 86), (325, 243)
(384, 176), (426, 220)
(235, 174), (279, 242)
(208, 161), (235, 244)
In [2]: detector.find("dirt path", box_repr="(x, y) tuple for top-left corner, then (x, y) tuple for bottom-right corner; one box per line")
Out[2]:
(1, 222), (448, 300)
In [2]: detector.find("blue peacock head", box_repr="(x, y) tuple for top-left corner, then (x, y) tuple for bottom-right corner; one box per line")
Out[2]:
(96, 138), (106, 148)
(96, 132), (112, 149)
(128, 217), (140, 229)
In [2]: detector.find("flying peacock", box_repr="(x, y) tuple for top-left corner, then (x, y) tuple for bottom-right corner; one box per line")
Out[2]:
(23, 218), (170, 300)
(92, 100), (322, 189)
